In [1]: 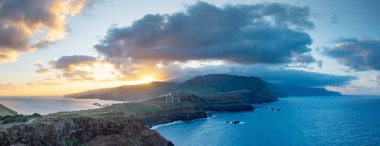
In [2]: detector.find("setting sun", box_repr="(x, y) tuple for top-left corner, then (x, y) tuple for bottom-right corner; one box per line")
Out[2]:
(124, 75), (157, 85)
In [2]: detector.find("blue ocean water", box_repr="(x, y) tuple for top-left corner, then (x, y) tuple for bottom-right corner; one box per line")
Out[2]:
(155, 96), (380, 146)
(0, 96), (122, 115)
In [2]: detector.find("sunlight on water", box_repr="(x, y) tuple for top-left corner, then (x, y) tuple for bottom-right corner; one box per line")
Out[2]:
(0, 96), (123, 115)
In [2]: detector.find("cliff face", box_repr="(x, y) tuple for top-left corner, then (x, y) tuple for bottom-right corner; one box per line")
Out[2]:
(140, 95), (208, 126)
(200, 95), (254, 112)
(0, 93), (252, 145)
(0, 117), (173, 146)
(0, 95), (210, 146)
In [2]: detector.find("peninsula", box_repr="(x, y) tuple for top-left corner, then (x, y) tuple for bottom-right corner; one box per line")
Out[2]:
(0, 74), (285, 145)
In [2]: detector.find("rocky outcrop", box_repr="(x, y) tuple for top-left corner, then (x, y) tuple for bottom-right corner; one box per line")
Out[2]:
(200, 95), (254, 112)
(0, 91), (257, 145)
(0, 117), (173, 146)
(138, 95), (208, 125)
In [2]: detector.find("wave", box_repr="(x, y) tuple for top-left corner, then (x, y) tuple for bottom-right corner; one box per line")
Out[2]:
(151, 121), (184, 130)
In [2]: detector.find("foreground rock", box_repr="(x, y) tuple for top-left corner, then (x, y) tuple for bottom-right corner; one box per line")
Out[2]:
(0, 117), (173, 146)
(0, 91), (258, 145)
(0, 95), (207, 145)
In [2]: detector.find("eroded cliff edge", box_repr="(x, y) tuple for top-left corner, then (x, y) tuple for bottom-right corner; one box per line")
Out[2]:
(0, 117), (173, 146)
(0, 95), (207, 145)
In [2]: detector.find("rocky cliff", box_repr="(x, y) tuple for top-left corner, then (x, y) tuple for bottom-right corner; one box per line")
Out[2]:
(200, 94), (254, 112)
(0, 95), (211, 145)
(0, 94), (251, 145)
(0, 117), (173, 146)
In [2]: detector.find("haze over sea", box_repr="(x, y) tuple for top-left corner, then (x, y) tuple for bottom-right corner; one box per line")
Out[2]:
(156, 96), (380, 146)
(0, 96), (122, 115)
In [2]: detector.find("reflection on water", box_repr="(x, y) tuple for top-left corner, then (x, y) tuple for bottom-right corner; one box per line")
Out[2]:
(0, 96), (122, 115)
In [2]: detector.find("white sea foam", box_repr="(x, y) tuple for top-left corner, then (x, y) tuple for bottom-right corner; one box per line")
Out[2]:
(151, 121), (183, 130)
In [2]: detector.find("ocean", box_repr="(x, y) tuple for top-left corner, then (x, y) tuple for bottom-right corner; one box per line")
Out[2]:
(155, 96), (380, 146)
(2, 96), (380, 145)
(0, 96), (122, 115)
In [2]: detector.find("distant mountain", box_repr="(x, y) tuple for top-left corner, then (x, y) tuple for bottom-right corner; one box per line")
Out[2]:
(180, 74), (287, 103)
(278, 85), (341, 96)
(66, 74), (286, 104)
(66, 82), (178, 101)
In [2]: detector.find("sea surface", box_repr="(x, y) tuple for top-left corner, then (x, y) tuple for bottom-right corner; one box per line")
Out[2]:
(0, 96), (122, 115)
(155, 96), (380, 146)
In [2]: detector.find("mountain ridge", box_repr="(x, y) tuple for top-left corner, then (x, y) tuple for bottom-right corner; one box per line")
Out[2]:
(66, 74), (287, 104)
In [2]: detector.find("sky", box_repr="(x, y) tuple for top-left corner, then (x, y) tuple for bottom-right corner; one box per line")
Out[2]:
(0, 0), (379, 96)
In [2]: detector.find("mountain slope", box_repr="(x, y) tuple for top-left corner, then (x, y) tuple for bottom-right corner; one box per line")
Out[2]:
(66, 82), (178, 101)
(279, 85), (341, 96)
(0, 104), (17, 117)
(66, 74), (286, 104)
(180, 74), (286, 103)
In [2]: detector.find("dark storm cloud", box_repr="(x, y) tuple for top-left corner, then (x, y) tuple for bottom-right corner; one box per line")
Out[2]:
(95, 2), (314, 65)
(324, 38), (380, 71)
(0, 0), (91, 62)
(167, 65), (355, 87)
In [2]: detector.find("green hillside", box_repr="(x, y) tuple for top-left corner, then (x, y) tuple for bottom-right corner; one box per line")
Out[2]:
(0, 104), (17, 117)
(65, 74), (287, 104)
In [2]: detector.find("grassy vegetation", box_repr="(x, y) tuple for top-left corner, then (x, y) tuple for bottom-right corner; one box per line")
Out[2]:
(48, 95), (200, 118)
(0, 104), (17, 117)
(0, 113), (42, 124)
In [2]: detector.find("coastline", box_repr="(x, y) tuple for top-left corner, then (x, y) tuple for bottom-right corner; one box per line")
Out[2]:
(0, 94), (270, 145)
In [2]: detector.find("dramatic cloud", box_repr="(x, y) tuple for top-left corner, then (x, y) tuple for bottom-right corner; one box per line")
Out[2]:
(324, 38), (380, 71)
(95, 2), (314, 65)
(36, 55), (123, 81)
(49, 55), (99, 80)
(52, 55), (97, 69)
(0, 0), (92, 62)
